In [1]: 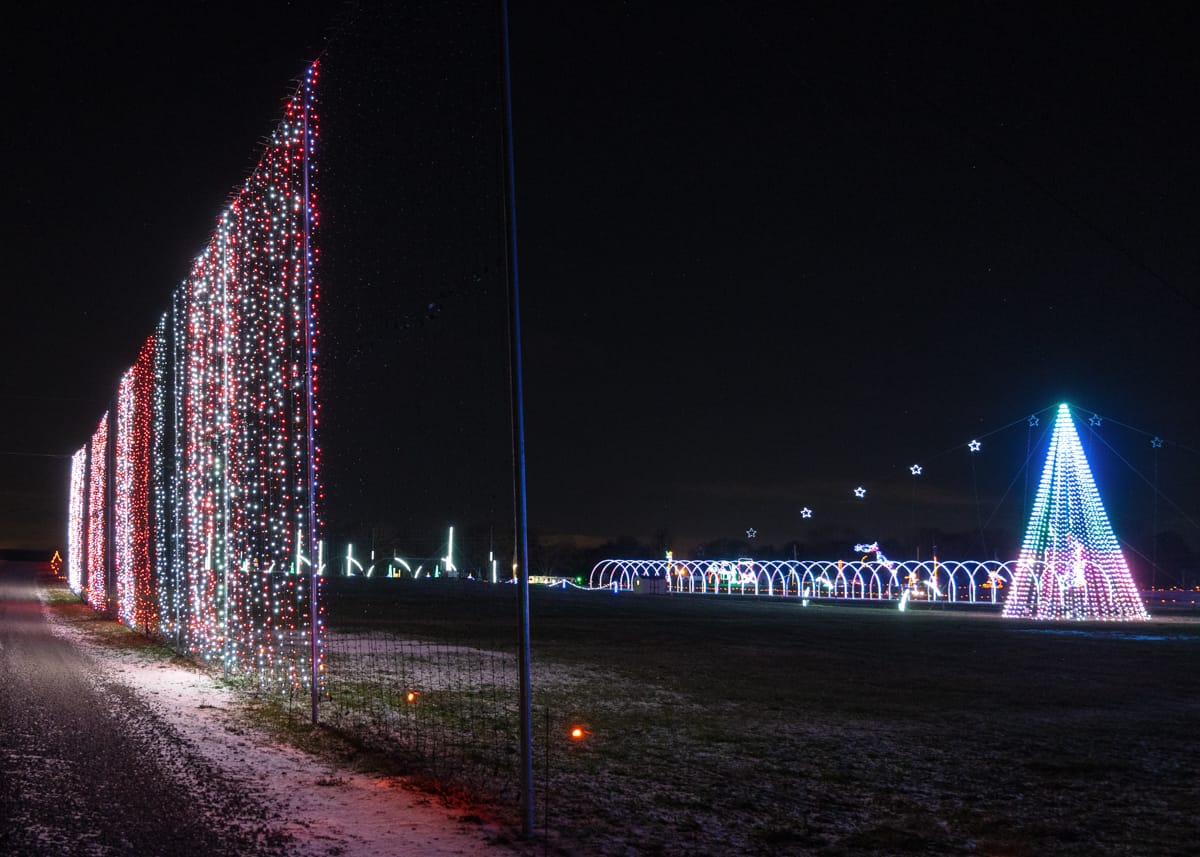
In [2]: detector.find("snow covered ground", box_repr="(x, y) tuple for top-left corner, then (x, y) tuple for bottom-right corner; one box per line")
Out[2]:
(42, 593), (521, 857)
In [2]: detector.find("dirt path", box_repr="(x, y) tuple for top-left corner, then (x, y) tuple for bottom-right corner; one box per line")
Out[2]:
(0, 561), (520, 856)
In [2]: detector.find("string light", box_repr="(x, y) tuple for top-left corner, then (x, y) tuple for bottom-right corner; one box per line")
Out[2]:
(86, 413), (109, 611)
(114, 336), (157, 631)
(66, 63), (323, 693)
(1003, 404), (1149, 621)
(67, 446), (88, 594)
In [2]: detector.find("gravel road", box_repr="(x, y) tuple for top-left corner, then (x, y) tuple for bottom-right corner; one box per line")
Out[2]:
(0, 560), (294, 855)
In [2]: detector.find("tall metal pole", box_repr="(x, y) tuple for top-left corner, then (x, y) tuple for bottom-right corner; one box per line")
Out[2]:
(500, 0), (535, 838)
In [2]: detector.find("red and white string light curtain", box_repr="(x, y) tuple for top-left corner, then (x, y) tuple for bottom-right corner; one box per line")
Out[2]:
(67, 447), (87, 594)
(114, 336), (157, 632)
(85, 413), (109, 612)
(66, 62), (323, 694)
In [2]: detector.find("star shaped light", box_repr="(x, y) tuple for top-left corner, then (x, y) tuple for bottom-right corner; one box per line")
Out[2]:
(746, 528), (757, 540)
(1028, 415), (1039, 428)
(1151, 436), (1163, 449)
(853, 486), (866, 498)
(1089, 414), (1102, 427)
(800, 507), (813, 518)
(910, 464), (922, 476)
(968, 439), (981, 452)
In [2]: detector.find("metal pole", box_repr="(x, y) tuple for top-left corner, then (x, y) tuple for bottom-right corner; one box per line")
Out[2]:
(500, 0), (535, 838)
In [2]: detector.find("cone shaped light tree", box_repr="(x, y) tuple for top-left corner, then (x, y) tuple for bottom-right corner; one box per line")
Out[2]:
(1003, 404), (1149, 621)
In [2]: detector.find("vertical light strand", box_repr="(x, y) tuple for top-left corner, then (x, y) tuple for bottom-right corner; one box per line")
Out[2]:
(115, 366), (136, 623)
(113, 335), (157, 630)
(67, 445), (88, 593)
(153, 312), (172, 638)
(86, 413), (109, 612)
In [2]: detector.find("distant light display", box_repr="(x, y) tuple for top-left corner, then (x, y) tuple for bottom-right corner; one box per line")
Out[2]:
(65, 62), (323, 694)
(1003, 404), (1149, 621)
(86, 413), (109, 612)
(67, 446), (88, 594)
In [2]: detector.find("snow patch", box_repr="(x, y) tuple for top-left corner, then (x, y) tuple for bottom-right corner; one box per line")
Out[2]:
(43, 602), (517, 857)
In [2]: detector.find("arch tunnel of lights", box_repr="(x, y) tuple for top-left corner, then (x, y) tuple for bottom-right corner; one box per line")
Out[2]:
(590, 558), (1016, 604)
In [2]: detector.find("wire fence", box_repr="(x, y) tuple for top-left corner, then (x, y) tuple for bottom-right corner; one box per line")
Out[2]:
(314, 577), (523, 803)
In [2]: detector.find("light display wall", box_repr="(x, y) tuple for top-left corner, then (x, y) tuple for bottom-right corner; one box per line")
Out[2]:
(1003, 404), (1149, 621)
(86, 413), (110, 612)
(67, 446), (88, 594)
(66, 62), (322, 695)
(114, 335), (157, 632)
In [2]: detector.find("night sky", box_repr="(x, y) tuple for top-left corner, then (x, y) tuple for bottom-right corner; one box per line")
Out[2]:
(3, 3), (1197, 579)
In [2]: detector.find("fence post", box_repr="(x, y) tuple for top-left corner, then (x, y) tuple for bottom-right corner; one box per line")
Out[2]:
(500, 0), (535, 837)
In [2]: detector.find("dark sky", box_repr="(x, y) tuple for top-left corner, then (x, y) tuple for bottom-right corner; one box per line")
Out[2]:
(3, 2), (1197, 573)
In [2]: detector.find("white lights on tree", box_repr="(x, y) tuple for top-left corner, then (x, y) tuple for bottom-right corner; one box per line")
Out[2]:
(1002, 404), (1149, 621)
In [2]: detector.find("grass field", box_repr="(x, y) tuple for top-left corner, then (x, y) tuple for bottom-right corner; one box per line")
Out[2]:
(321, 581), (1200, 855)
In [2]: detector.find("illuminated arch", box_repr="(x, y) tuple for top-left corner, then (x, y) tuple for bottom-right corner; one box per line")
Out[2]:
(589, 558), (1024, 606)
